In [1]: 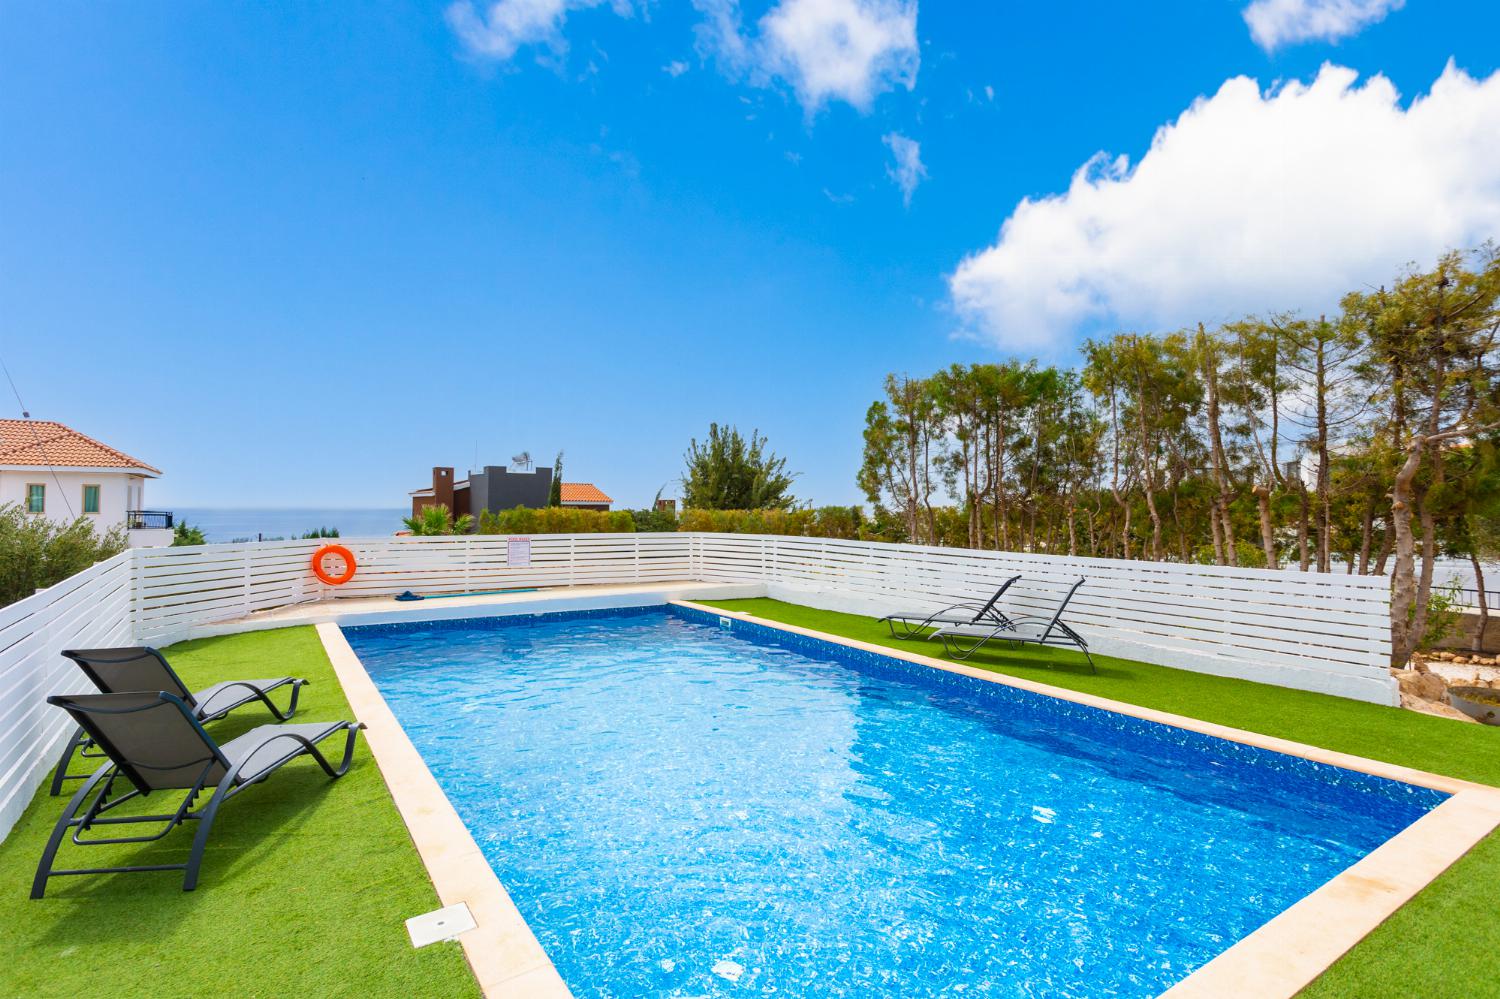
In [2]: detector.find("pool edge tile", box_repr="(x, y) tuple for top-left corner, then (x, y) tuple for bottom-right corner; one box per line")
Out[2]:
(315, 621), (573, 999)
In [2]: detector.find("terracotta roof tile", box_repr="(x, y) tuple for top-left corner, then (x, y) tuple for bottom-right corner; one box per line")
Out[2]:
(560, 482), (612, 504)
(0, 419), (161, 474)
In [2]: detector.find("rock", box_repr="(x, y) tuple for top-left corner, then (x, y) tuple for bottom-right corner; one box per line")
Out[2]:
(1401, 690), (1479, 723)
(1413, 658), (1431, 673)
(1397, 668), (1448, 700)
(1417, 672), (1448, 701)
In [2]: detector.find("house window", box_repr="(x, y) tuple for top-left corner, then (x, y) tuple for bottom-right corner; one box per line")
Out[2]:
(26, 483), (45, 514)
(82, 484), (101, 514)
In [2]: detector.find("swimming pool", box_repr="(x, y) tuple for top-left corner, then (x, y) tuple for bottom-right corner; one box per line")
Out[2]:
(344, 605), (1446, 998)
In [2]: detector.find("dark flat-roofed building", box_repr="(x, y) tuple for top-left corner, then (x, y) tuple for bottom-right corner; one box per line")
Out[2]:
(410, 464), (613, 521)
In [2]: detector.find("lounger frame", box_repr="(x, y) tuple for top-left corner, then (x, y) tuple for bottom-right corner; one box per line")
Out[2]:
(935, 577), (1096, 673)
(32, 691), (360, 898)
(881, 575), (1022, 639)
(48, 647), (306, 796)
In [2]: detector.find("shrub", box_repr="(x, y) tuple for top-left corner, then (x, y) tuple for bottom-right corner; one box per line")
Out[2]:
(476, 504), (879, 542)
(477, 506), (634, 534)
(1420, 578), (1466, 649)
(629, 506), (679, 532)
(172, 522), (207, 546)
(0, 503), (127, 607)
(402, 505), (473, 536)
(674, 507), (865, 538)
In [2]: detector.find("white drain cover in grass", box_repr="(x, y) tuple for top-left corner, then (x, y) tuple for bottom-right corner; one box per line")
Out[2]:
(406, 902), (477, 948)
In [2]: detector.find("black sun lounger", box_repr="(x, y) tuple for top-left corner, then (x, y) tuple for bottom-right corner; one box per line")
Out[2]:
(32, 691), (363, 898)
(932, 577), (1095, 673)
(880, 574), (1022, 639)
(49, 647), (308, 796)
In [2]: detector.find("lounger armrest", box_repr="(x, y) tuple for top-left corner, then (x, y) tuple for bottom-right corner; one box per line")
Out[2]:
(231, 723), (365, 784)
(885, 600), (984, 618)
(931, 623), (1006, 640)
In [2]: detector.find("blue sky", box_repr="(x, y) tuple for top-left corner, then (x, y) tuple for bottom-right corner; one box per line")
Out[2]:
(2, 1), (1498, 510)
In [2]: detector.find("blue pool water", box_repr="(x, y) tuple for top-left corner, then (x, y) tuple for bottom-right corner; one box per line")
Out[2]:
(345, 606), (1445, 998)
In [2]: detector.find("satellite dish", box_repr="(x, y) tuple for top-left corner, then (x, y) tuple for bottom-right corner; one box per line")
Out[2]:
(511, 451), (533, 470)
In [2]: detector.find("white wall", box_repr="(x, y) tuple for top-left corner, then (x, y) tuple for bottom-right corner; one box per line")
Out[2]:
(0, 469), (144, 529)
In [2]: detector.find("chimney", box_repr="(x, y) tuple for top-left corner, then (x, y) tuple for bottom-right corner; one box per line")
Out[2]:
(432, 467), (454, 511)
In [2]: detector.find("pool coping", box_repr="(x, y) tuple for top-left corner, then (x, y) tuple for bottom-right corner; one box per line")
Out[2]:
(674, 600), (1500, 999)
(316, 621), (573, 998)
(315, 597), (1500, 999)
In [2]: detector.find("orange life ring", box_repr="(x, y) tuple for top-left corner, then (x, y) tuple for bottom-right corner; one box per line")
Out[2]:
(311, 544), (356, 585)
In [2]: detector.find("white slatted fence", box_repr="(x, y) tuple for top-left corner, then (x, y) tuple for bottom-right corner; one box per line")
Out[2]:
(0, 552), (134, 837)
(0, 533), (1396, 842)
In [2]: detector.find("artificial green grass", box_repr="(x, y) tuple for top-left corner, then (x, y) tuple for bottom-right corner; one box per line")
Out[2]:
(0, 626), (480, 999)
(701, 598), (1500, 999)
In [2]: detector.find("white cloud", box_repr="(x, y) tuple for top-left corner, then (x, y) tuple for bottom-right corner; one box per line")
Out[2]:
(448, 0), (917, 115)
(693, 0), (753, 70)
(446, 0), (634, 61)
(1242, 0), (1402, 51)
(761, 0), (918, 111)
(694, 0), (918, 113)
(947, 62), (1500, 353)
(882, 132), (926, 205)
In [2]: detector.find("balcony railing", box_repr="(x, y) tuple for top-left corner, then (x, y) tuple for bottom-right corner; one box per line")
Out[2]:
(126, 510), (174, 530)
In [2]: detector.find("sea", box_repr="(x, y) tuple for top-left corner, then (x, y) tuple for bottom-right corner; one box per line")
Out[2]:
(173, 508), (408, 543)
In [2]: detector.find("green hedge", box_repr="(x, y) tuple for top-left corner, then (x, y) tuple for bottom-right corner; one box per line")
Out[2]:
(674, 506), (866, 538)
(478, 507), (635, 534)
(474, 505), (884, 541)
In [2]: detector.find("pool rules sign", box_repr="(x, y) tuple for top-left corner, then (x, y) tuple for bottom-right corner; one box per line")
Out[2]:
(507, 537), (531, 568)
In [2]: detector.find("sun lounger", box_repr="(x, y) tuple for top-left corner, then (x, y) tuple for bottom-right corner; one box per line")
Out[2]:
(932, 577), (1095, 672)
(49, 647), (307, 795)
(32, 690), (362, 897)
(880, 575), (1022, 639)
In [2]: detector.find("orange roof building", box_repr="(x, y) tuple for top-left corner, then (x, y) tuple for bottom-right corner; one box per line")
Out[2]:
(0, 419), (171, 544)
(559, 482), (613, 509)
(0, 419), (160, 474)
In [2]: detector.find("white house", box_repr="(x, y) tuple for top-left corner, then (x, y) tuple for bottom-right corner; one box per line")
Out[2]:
(0, 419), (173, 547)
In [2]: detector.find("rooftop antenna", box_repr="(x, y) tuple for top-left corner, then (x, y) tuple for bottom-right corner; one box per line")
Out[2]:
(511, 451), (533, 472)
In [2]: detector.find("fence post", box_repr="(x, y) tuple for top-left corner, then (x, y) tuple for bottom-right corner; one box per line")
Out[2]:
(241, 544), (253, 619)
(130, 548), (145, 642)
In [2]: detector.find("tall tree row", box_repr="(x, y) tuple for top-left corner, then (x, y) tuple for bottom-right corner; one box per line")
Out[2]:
(858, 249), (1500, 664)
